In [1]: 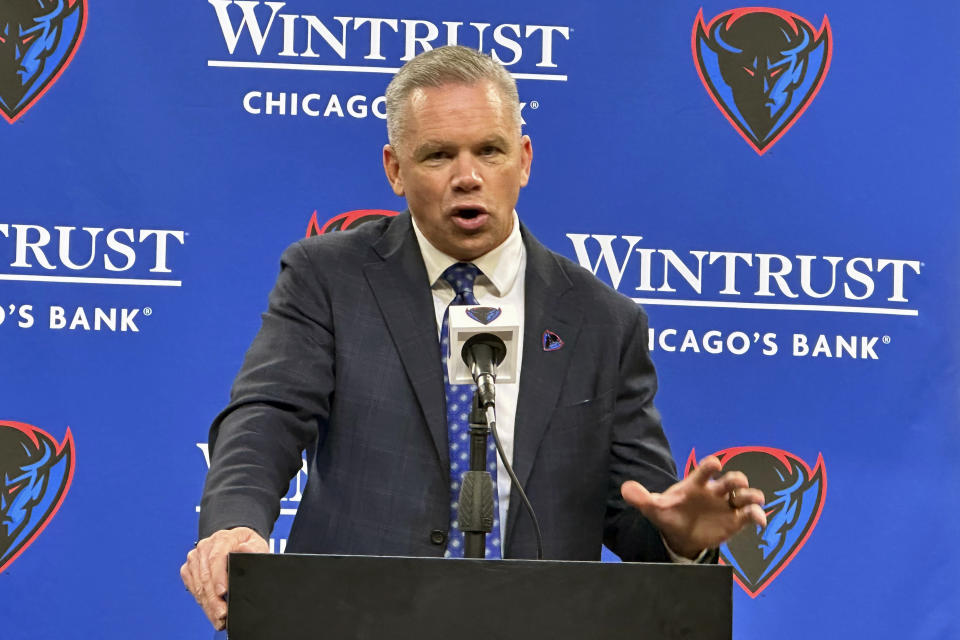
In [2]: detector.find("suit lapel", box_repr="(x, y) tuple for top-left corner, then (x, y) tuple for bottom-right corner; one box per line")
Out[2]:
(364, 213), (449, 476)
(506, 227), (583, 549)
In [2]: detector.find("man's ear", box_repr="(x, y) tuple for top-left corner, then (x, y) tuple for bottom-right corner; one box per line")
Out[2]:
(383, 144), (404, 196)
(519, 135), (533, 188)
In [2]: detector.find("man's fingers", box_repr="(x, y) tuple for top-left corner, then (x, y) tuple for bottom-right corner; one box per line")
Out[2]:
(182, 548), (225, 629)
(728, 487), (765, 508)
(202, 592), (227, 628)
(711, 470), (750, 497)
(198, 563), (228, 628)
(186, 548), (206, 603)
(195, 543), (226, 625)
(737, 503), (767, 529)
(179, 558), (195, 595)
(207, 538), (232, 597)
(202, 599), (226, 631)
(689, 456), (722, 485)
(196, 537), (216, 595)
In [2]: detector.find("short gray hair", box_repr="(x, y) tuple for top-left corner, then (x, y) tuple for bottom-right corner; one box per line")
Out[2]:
(385, 45), (521, 148)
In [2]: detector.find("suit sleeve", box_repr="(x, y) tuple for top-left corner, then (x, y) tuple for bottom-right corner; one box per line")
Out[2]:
(602, 304), (680, 562)
(199, 241), (334, 540)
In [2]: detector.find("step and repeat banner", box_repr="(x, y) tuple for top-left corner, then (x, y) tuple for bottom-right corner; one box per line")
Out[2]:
(2, 1), (957, 638)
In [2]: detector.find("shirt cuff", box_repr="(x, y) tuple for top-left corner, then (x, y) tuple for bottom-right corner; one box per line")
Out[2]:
(661, 534), (711, 564)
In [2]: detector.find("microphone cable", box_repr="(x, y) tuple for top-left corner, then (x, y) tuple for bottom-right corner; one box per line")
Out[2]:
(486, 405), (543, 560)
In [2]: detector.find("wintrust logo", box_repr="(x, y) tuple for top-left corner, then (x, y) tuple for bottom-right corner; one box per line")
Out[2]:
(207, 1), (570, 76)
(567, 233), (921, 316)
(0, 223), (187, 334)
(0, 223), (185, 286)
(205, 1), (571, 120)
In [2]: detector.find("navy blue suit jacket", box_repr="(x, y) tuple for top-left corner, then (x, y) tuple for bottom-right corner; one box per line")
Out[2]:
(199, 212), (679, 561)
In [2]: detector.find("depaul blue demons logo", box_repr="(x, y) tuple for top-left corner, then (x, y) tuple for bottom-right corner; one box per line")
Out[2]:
(685, 446), (826, 597)
(0, 0), (87, 124)
(466, 307), (501, 325)
(306, 209), (399, 237)
(693, 7), (831, 154)
(1, 420), (75, 574)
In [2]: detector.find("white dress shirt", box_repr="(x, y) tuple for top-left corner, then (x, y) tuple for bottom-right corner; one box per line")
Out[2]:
(412, 211), (525, 531)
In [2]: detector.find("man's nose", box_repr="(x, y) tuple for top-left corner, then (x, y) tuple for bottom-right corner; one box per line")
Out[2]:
(451, 154), (482, 191)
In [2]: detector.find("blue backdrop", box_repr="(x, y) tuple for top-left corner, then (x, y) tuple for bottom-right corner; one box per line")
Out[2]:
(2, 1), (957, 638)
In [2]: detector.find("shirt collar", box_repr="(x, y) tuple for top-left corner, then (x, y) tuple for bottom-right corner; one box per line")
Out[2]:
(412, 211), (524, 296)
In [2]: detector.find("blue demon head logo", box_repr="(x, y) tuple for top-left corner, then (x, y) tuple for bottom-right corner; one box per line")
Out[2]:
(0, 0), (86, 124)
(686, 446), (826, 597)
(693, 8), (831, 154)
(0, 421), (74, 574)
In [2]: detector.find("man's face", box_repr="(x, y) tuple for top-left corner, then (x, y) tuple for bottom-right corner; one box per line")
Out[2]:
(383, 80), (532, 261)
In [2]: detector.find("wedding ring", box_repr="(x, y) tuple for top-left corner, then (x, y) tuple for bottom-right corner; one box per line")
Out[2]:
(727, 489), (738, 509)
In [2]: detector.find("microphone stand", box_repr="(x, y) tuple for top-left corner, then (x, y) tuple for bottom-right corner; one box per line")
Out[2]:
(456, 334), (542, 559)
(458, 392), (494, 559)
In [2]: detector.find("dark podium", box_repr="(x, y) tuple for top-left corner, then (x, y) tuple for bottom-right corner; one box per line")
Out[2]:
(227, 553), (732, 639)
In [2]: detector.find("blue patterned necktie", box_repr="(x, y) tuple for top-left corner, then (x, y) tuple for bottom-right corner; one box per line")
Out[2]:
(439, 262), (501, 559)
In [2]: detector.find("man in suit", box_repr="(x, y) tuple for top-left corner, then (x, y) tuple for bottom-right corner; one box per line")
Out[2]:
(181, 45), (766, 630)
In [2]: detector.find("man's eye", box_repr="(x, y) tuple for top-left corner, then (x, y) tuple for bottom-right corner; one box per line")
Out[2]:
(481, 146), (501, 156)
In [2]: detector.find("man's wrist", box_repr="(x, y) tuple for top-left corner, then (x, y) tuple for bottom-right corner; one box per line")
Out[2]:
(661, 534), (712, 564)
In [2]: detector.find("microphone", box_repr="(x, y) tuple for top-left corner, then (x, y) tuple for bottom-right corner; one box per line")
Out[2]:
(461, 333), (506, 408)
(446, 304), (518, 386)
(447, 304), (544, 560)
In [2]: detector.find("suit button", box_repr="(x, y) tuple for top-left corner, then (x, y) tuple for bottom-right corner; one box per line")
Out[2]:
(430, 530), (447, 545)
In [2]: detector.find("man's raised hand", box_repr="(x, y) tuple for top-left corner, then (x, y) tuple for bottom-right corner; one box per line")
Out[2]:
(621, 456), (766, 559)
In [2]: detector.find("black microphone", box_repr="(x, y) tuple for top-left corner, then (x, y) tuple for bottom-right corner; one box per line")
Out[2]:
(461, 333), (507, 409)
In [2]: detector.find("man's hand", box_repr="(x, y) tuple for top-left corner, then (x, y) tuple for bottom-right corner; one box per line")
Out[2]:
(180, 527), (269, 630)
(621, 456), (766, 559)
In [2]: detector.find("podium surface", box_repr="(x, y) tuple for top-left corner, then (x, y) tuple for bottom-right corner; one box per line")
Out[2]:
(227, 553), (731, 639)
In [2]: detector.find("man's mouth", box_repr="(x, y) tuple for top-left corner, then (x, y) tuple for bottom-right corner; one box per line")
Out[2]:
(450, 207), (489, 230)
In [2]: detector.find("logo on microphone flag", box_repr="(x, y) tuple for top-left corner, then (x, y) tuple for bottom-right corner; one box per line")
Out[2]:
(466, 307), (501, 325)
